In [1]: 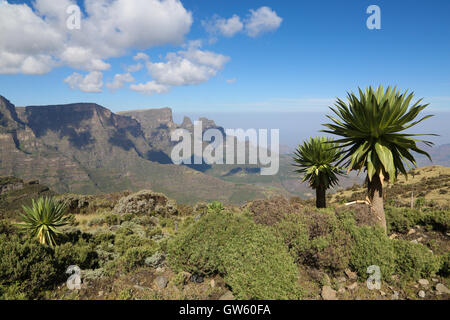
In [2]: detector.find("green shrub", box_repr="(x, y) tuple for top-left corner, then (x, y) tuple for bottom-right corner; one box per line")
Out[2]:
(438, 252), (450, 277)
(221, 225), (301, 299)
(274, 209), (353, 273)
(0, 219), (17, 237)
(421, 210), (450, 232)
(54, 240), (99, 270)
(386, 206), (450, 234)
(168, 211), (301, 299)
(392, 240), (439, 279)
(273, 212), (309, 262)
(385, 207), (420, 233)
(207, 201), (225, 214)
(349, 226), (396, 281)
(0, 235), (59, 299)
(104, 213), (121, 226)
(120, 245), (159, 271)
(114, 233), (155, 255)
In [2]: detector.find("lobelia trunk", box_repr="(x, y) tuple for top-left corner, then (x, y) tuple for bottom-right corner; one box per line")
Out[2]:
(316, 186), (326, 208)
(367, 174), (387, 233)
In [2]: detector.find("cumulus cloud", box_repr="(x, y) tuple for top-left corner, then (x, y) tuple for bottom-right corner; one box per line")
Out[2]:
(245, 7), (283, 37)
(130, 43), (230, 95)
(203, 14), (243, 37)
(0, 0), (193, 76)
(130, 81), (170, 95)
(146, 48), (229, 86)
(64, 71), (103, 92)
(203, 7), (282, 40)
(106, 72), (135, 91)
(126, 63), (143, 73)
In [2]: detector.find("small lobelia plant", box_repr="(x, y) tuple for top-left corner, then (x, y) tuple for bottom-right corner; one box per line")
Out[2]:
(293, 137), (343, 208)
(18, 197), (70, 247)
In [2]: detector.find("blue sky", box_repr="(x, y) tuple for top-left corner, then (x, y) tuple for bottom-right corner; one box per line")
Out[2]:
(0, 0), (449, 115)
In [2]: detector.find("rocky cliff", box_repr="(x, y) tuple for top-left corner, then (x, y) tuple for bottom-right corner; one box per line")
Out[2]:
(0, 96), (267, 204)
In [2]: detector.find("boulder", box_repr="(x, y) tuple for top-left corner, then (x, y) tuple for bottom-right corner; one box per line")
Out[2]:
(219, 291), (235, 300)
(418, 279), (429, 286)
(155, 276), (168, 289)
(436, 283), (450, 294)
(114, 190), (177, 216)
(321, 286), (337, 300)
(145, 252), (165, 268)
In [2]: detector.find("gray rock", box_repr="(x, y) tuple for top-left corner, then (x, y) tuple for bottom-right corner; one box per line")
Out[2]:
(219, 291), (235, 300)
(145, 252), (165, 267)
(418, 290), (425, 298)
(190, 274), (204, 283)
(155, 276), (168, 289)
(436, 283), (450, 294)
(321, 286), (337, 300)
(392, 291), (400, 300)
(418, 279), (429, 286)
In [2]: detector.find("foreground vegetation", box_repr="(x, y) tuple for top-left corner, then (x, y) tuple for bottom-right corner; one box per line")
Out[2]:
(0, 175), (448, 300)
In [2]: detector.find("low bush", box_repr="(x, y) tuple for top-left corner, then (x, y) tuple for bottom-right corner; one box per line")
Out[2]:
(386, 206), (450, 234)
(0, 235), (59, 299)
(168, 211), (301, 299)
(349, 226), (396, 281)
(120, 245), (159, 272)
(114, 233), (155, 255)
(274, 209), (353, 273)
(438, 252), (450, 277)
(392, 240), (439, 279)
(54, 240), (100, 271)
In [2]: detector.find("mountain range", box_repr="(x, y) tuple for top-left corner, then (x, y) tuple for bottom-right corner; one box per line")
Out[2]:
(1, 95), (448, 204)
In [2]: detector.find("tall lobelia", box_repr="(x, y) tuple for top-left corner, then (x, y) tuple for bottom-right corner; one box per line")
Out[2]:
(322, 86), (436, 232)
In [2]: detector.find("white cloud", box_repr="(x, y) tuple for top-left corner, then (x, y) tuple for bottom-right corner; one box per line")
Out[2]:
(203, 7), (282, 40)
(126, 63), (142, 73)
(0, 0), (193, 76)
(130, 81), (170, 95)
(245, 7), (283, 37)
(226, 78), (237, 84)
(203, 14), (243, 37)
(133, 52), (150, 61)
(106, 72), (134, 91)
(64, 71), (103, 92)
(145, 47), (230, 86)
(129, 44), (229, 95)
